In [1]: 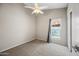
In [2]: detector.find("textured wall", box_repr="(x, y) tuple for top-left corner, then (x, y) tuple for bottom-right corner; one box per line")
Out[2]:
(0, 3), (36, 52)
(36, 8), (67, 46)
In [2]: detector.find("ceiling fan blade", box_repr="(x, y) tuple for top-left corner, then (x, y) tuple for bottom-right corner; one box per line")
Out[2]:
(32, 10), (36, 14)
(39, 10), (44, 14)
(24, 6), (35, 10)
(32, 11), (34, 14)
(39, 6), (48, 10)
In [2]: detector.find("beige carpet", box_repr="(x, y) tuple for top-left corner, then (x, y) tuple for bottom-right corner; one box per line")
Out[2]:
(2, 39), (77, 56)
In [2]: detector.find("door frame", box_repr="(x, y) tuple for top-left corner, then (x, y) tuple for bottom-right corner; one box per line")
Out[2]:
(67, 7), (72, 52)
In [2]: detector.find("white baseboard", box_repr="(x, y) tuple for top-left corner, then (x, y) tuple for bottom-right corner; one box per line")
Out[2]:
(0, 39), (35, 52)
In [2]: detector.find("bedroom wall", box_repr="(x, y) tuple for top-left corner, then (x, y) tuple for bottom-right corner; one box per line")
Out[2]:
(68, 3), (79, 47)
(0, 3), (36, 52)
(36, 8), (67, 46)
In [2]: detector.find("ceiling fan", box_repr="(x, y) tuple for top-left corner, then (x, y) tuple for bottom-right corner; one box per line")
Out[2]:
(24, 3), (48, 14)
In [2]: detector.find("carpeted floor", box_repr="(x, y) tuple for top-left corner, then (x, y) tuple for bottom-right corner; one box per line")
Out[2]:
(1, 39), (78, 56)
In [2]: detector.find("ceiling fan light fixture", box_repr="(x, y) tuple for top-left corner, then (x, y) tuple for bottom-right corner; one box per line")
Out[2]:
(24, 3), (47, 15)
(32, 9), (44, 14)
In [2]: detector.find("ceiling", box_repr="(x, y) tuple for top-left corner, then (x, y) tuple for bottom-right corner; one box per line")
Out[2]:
(24, 3), (68, 10)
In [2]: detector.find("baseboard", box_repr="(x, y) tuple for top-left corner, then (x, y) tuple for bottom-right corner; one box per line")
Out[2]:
(36, 39), (47, 42)
(0, 39), (35, 52)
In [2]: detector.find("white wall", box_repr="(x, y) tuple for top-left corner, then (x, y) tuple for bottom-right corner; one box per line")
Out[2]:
(72, 4), (79, 46)
(68, 4), (79, 46)
(0, 3), (36, 52)
(67, 4), (79, 51)
(36, 8), (67, 46)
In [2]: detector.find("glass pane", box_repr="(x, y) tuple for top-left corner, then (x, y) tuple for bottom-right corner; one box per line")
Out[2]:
(51, 18), (61, 39)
